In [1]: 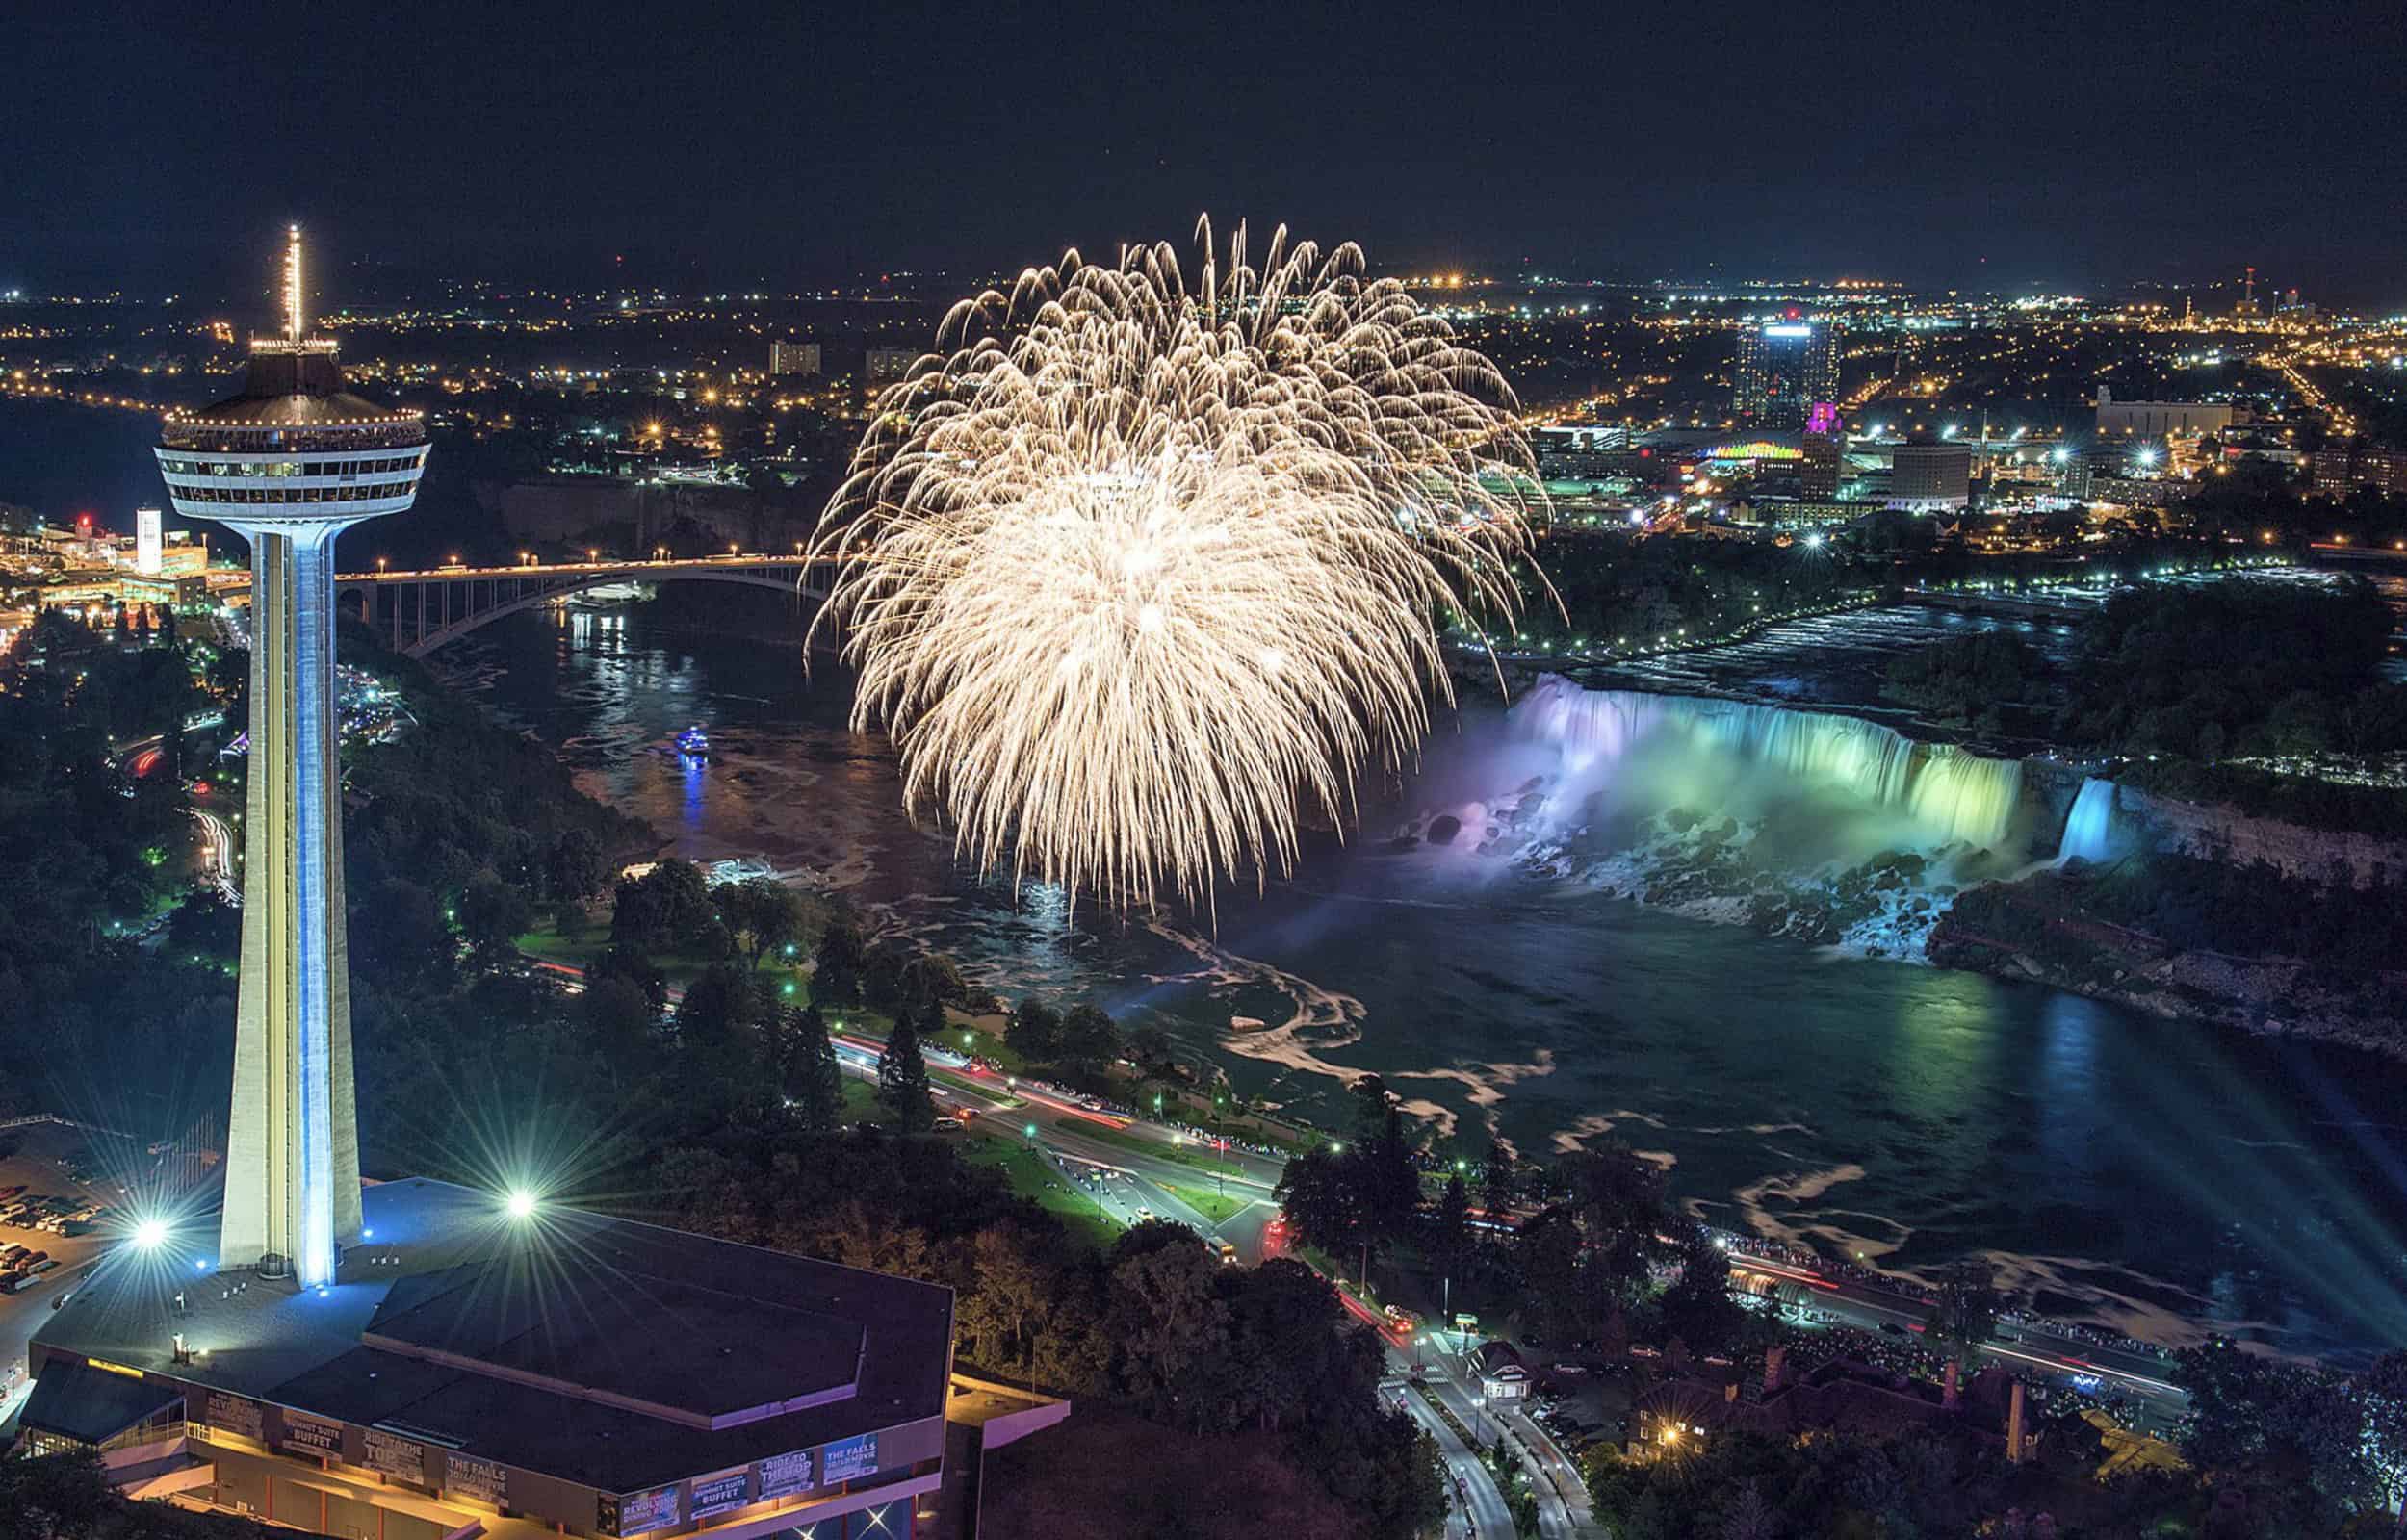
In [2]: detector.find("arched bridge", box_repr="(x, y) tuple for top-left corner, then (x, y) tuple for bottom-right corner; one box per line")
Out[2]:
(336, 553), (841, 656)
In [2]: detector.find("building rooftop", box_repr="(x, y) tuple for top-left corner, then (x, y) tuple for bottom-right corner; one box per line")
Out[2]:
(32, 1178), (953, 1493)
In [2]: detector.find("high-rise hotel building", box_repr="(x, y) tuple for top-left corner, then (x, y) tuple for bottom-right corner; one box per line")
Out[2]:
(1734, 319), (1839, 429)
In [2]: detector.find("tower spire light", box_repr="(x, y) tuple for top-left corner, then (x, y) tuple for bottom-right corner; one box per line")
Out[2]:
(285, 223), (304, 341)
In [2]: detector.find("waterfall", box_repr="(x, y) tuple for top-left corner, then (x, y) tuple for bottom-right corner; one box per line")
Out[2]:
(1512, 675), (2024, 848)
(2056, 777), (2117, 864)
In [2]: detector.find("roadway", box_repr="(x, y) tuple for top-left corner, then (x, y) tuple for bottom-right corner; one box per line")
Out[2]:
(826, 1033), (1287, 1256)
(1385, 1373), (1513, 1540)
(1403, 1344), (1595, 1538)
(1725, 1250), (2189, 1432)
(190, 807), (237, 906)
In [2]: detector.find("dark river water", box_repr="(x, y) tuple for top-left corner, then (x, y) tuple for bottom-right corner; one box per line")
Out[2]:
(434, 599), (2407, 1367)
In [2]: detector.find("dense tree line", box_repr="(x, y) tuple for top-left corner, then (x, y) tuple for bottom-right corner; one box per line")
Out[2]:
(2171, 1338), (2407, 1530)
(0, 614), (234, 1131)
(1514, 534), (1872, 652)
(1882, 631), (2048, 733)
(2056, 580), (2405, 761)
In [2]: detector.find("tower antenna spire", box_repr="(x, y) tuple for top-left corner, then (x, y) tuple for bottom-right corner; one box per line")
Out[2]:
(284, 223), (304, 341)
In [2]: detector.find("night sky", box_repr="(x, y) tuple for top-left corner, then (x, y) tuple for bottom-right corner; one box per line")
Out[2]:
(6, 0), (2405, 304)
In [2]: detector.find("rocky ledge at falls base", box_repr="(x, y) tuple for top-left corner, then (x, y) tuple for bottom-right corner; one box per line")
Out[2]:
(1928, 854), (2407, 1060)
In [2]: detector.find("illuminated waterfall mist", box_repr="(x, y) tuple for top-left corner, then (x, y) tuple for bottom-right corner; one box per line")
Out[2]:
(1396, 674), (2033, 960)
(1511, 675), (2024, 848)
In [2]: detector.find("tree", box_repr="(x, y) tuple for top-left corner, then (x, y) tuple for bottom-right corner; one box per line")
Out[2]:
(1719, 1482), (1778, 1540)
(1358, 1098), (1424, 1254)
(812, 916), (867, 1005)
(1514, 1205), (1593, 1340)
(582, 974), (655, 1060)
(1559, 1142), (1672, 1305)
(1655, 1226), (1746, 1357)
(1007, 998), (1063, 1062)
(456, 868), (533, 958)
(349, 877), (452, 978)
(589, 941), (666, 1010)
(786, 1003), (843, 1131)
(676, 962), (766, 1052)
(897, 951), (970, 1012)
(610, 872), (671, 950)
(1480, 1136), (1515, 1215)
(167, 891), (241, 959)
(955, 1221), (1068, 1379)
(619, 857), (712, 948)
(1126, 1023), (1177, 1075)
(1435, 1172), (1471, 1268)
(1350, 1074), (1395, 1147)
(1926, 1258), (2001, 1364)
(1104, 1227), (1231, 1423)
(544, 828), (607, 904)
(716, 876), (806, 969)
(878, 1004), (935, 1133)
(1057, 1002), (1122, 1073)
(1274, 1147), (1364, 1259)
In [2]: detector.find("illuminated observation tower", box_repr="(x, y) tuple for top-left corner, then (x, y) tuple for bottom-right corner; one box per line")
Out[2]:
(153, 227), (427, 1287)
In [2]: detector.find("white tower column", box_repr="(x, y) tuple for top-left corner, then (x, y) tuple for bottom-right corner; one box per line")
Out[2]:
(220, 520), (366, 1286)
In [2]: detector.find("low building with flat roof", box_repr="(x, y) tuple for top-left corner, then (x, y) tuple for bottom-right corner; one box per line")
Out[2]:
(26, 1178), (956, 1540)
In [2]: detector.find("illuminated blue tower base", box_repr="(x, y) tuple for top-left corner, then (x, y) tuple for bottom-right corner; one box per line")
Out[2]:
(154, 227), (427, 1288)
(220, 522), (363, 1284)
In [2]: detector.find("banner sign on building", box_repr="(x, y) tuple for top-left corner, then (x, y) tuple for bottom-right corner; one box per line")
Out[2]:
(136, 508), (163, 576)
(603, 1483), (681, 1537)
(278, 1409), (344, 1459)
(199, 1391), (264, 1441)
(819, 1433), (878, 1484)
(363, 1428), (425, 1484)
(445, 1453), (508, 1506)
(690, 1468), (752, 1520)
(759, 1448), (816, 1501)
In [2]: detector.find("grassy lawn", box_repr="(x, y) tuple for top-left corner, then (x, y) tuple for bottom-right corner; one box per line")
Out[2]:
(963, 1134), (1122, 1250)
(1162, 1182), (1255, 1227)
(840, 1077), (881, 1122)
(517, 912), (809, 994)
(516, 914), (612, 969)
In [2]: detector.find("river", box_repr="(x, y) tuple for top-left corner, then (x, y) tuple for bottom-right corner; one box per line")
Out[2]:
(440, 599), (2407, 1366)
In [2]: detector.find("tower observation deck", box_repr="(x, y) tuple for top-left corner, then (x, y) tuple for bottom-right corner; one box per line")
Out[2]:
(152, 227), (427, 1288)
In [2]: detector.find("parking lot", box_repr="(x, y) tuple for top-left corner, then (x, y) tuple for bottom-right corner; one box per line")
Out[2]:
(0, 1122), (127, 1424)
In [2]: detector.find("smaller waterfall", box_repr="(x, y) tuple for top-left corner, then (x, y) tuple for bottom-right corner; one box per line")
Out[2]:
(2056, 777), (2117, 864)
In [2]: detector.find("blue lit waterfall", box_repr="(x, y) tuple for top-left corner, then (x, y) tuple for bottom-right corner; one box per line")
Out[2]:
(2056, 777), (2118, 864)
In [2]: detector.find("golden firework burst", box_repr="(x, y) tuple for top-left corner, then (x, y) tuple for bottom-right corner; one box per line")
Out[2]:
(811, 218), (1544, 911)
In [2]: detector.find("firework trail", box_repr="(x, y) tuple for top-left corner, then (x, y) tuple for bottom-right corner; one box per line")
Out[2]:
(811, 218), (1544, 911)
